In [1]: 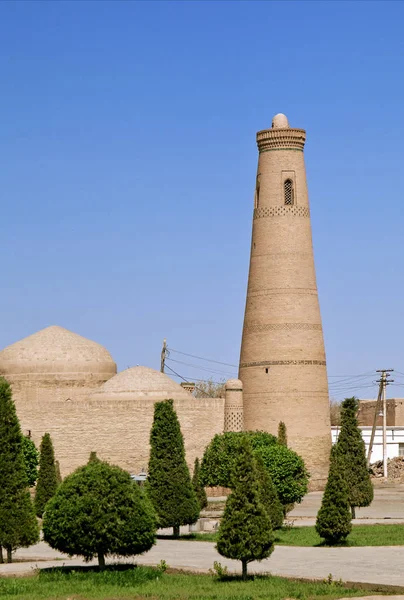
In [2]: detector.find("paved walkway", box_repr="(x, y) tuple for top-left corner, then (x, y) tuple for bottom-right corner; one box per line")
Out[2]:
(1, 539), (404, 587)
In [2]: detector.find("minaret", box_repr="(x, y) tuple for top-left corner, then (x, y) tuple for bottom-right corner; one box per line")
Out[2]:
(239, 113), (331, 489)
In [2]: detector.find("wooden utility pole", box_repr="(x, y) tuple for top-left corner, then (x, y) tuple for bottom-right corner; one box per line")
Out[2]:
(160, 339), (167, 373)
(370, 369), (394, 477)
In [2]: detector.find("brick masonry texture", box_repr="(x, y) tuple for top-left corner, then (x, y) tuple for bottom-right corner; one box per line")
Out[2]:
(239, 116), (331, 490)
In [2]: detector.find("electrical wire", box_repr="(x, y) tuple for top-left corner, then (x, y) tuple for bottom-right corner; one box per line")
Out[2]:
(166, 357), (237, 377)
(164, 363), (212, 397)
(167, 347), (238, 368)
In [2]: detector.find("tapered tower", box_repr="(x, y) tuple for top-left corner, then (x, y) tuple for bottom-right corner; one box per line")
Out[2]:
(239, 113), (331, 489)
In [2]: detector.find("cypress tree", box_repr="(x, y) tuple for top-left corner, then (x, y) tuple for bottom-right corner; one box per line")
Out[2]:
(88, 451), (100, 463)
(255, 453), (284, 529)
(316, 445), (352, 544)
(0, 377), (39, 562)
(55, 460), (62, 485)
(192, 458), (208, 511)
(337, 396), (373, 518)
(21, 436), (39, 487)
(216, 437), (274, 580)
(147, 399), (200, 537)
(277, 421), (287, 447)
(35, 433), (58, 518)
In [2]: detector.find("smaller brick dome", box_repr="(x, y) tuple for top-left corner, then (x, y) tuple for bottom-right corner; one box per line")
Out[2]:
(94, 366), (192, 400)
(0, 326), (116, 376)
(225, 378), (243, 390)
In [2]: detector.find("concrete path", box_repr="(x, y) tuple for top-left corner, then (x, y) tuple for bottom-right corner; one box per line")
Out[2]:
(2, 539), (404, 587)
(290, 484), (404, 520)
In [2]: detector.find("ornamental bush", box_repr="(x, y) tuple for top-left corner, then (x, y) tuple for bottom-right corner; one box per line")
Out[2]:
(316, 445), (352, 544)
(200, 431), (308, 507)
(337, 396), (373, 518)
(35, 433), (58, 518)
(147, 399), (200, 537)
(192, 458), (207, 511)
(43, 460), (156, 568)
(216, 437), (274, 580)
(277, 421), (287, 447)
(0, 377), (39, 563)
(21, 436), (39, 487)
(255, 453), (284, 529)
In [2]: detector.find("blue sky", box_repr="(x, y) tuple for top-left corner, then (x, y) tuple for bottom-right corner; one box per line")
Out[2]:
(1, 0), (404, 399)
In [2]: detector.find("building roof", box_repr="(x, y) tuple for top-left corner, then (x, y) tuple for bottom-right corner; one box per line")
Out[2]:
(0, 326), (116, 376)
(94, 365), (193, 400)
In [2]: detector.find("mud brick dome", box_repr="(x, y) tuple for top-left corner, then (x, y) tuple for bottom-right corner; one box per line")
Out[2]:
(93, 366), (193, 400)
(239, 113), (331, 489)
(0, 325), (116, 378)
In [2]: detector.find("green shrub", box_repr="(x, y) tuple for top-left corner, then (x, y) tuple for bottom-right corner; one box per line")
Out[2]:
(0, 377), (39, 562)
(316, 445), (352, 544)
(255, 454), (284, 529)
(35, 433), (58, 518)
(217, 438), (274, 580)
(147, 399), (200, 537)
(192, 458), (207, 511)
(337, 397), (373, 518)
(43, 460), (156, 568)
(277, 421), (287, 447)
(200, 431), (308, 507)
(21, 436), (39, 487)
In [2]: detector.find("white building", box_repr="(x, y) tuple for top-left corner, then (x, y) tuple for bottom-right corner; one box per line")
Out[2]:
(331, 426), (404, 463)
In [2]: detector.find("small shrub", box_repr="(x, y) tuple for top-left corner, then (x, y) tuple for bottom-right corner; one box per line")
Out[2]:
(43, 460), (157, 568)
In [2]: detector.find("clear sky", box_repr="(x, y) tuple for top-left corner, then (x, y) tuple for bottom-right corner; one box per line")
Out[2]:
(1, 0), (404, 400)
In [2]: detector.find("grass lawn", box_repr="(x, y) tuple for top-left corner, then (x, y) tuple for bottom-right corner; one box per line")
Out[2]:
(165, 523), (404, 547)
(0, 565), (374, 600)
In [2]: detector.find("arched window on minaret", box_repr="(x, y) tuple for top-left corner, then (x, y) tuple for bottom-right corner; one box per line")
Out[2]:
(284, 179), (294, 205)
(254, 174), (261, 208)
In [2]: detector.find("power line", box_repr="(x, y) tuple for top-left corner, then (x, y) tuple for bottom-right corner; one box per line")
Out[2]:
(168, 347), (238, 368)
(164, 363), (212, 397)
(166, 357), (237, 377)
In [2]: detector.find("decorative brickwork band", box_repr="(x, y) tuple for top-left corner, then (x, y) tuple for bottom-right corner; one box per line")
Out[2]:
(256, 128), (306, 152)
(244, 323), (322, 334)
(254, 206), (310, 219)
(240, 359), (327, 368)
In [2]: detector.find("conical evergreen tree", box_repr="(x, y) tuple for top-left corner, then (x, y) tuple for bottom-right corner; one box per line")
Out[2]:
(216, 438), (274, 580)
(316, 445), (352, 544)
(55, 460), (62, 485)
(192, 458), (208, 511)
(255, 453), (284, 529)
(88, 451), (100, 463)
(35, 433), (58, 518)
(147, 399), (200, 537)
(0, 377), (39, 562)
(21, 436), (39, 487)
(277, 422), (287, 447)
(337, 396), (373, 518)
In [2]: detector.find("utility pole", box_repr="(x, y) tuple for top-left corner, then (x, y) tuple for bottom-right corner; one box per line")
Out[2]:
(375, 369), (394, 479)
(160, 339), (167, 373)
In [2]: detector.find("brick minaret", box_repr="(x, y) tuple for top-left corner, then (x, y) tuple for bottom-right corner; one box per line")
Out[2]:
(239, 113), (331, 489)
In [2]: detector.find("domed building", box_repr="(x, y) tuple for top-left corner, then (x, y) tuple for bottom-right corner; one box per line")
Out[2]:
(0, 327), (238, 477)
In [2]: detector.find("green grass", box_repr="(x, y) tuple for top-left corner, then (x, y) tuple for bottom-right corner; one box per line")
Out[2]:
(0, 565), (375, 600)
(170, 524), (404, 547)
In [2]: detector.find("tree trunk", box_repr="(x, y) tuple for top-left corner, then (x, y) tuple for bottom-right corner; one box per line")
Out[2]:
(173, 525), (180, 538)
(6, 546), (12, 564)
(98, 551), (105, 570)
(351, 505), (356, 519)
(0, 546), (3, 564)
(242, 559), (248, 580)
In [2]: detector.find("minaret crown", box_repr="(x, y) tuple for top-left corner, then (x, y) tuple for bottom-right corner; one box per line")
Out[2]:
(272, 113), (289, 129)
